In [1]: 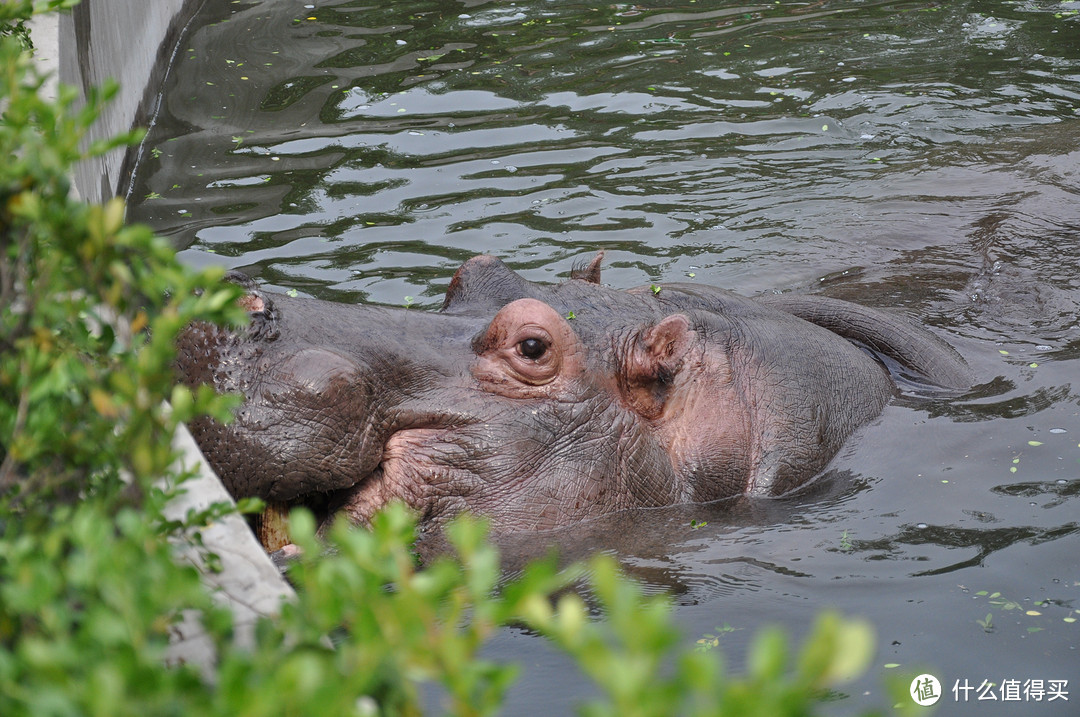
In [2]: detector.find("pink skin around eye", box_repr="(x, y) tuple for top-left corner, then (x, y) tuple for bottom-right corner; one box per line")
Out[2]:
(472, 299), (584, 396)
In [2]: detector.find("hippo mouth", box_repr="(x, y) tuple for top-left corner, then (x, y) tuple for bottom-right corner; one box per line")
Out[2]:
(326, 464), (393, 526)
(328, 462), (403, 528)
(255, 427), (474, 551)
(344, 427), (477, 522)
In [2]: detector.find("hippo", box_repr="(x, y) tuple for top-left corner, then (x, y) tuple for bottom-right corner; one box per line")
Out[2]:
(177, 253), (973, 536)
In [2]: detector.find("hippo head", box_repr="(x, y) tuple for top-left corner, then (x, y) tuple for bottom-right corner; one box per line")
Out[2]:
(178, 253), (968, 533)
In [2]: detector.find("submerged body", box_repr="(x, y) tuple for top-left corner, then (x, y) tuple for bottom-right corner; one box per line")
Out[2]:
(177, 253), (972, 532)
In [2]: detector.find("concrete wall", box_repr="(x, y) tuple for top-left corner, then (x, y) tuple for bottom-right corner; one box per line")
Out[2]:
(57, 0), (202, 203)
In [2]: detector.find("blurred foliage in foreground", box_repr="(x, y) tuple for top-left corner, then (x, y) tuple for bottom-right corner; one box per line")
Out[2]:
(0, 3), (908, 715)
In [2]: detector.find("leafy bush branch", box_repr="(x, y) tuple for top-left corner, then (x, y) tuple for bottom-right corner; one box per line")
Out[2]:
(0, 9), (245, 500)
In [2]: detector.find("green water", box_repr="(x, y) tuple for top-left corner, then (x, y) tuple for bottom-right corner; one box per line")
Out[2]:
(129, 1), (1080, 713)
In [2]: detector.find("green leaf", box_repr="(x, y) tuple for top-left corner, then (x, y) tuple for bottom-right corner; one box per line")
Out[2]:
(748, 626), (787, 681)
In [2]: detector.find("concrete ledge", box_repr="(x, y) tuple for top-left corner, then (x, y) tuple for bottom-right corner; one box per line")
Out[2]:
(164, 423), (296, 675)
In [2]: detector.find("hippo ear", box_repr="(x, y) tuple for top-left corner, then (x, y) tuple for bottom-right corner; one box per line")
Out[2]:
(619, 314), (695, 419)
(569, 251), (604, 284)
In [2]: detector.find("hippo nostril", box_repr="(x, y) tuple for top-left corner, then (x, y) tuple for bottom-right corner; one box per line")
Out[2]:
(518, 337), (547, 360)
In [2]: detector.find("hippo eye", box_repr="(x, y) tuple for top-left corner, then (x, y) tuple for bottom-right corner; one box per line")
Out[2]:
(518, 337), (547, 360)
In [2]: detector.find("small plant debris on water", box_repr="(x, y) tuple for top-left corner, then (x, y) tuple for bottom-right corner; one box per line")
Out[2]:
(695, 623), (739, 652)
(651, 284), (662, 295)
(967, 588), (1067, 634)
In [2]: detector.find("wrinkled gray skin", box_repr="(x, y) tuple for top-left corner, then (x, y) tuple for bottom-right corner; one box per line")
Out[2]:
(177, 253), (973, 532)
